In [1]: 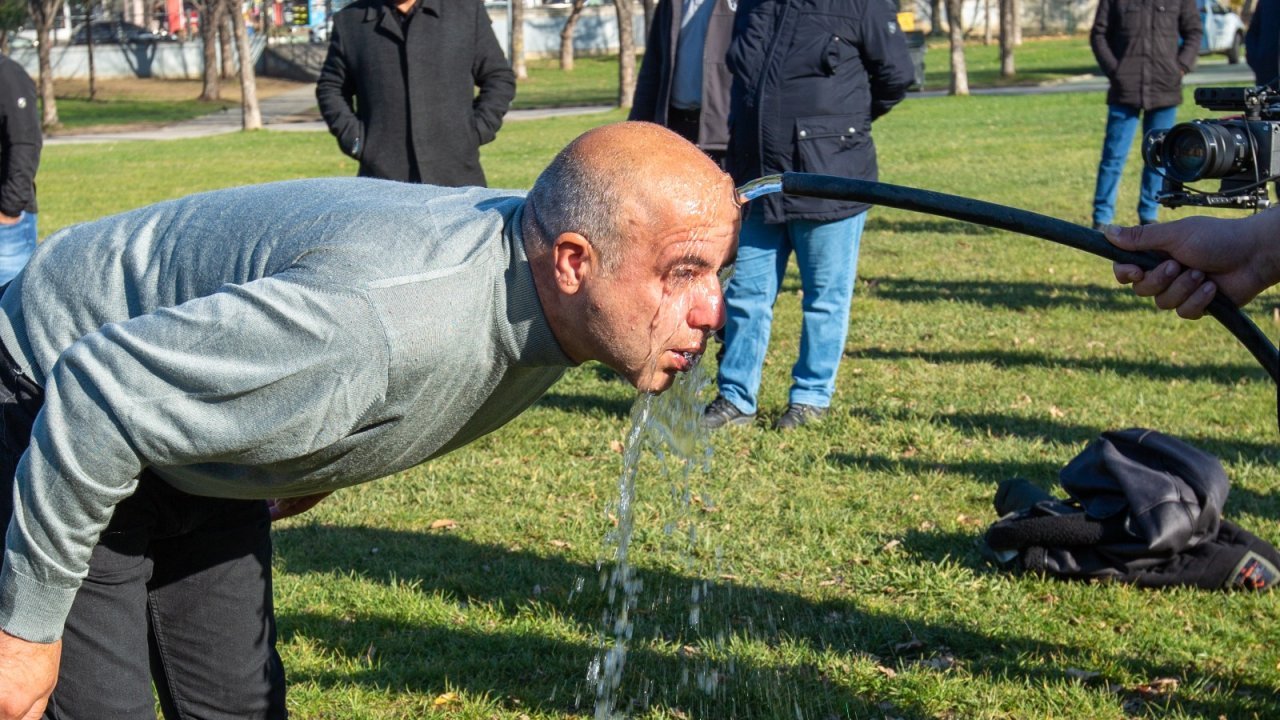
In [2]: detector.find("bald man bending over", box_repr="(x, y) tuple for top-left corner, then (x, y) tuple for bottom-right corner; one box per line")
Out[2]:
(0, 122), (740, 719)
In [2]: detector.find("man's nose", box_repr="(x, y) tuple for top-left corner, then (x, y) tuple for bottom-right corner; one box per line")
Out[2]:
(688, 282), (726, 332)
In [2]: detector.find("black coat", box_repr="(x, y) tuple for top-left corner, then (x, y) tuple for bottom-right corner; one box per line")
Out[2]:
(1246, 0), (1280, 86)
(726, 0), (914, 223)
(1090, 0), (1202, 110)
(0, 55), (40, 217)
(630, 0), (736, 152)
(316, 0), (516, 186)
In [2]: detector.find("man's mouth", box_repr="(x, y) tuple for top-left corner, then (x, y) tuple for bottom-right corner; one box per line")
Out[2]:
(672, 349), (702, 372)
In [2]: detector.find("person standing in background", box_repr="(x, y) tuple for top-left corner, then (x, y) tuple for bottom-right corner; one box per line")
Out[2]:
(316, 0), (515, 186)
(0, 54), (40, 285)
(630, 0), (737, 166)
(704, 0), (914, 431)
(1246, 0), (1280, 87)
(1089, 0), (1201, 229)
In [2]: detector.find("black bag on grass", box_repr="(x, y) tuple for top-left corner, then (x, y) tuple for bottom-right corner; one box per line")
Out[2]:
(984, 428), (1279, 591)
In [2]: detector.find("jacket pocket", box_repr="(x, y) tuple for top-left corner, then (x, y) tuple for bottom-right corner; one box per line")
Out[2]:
(794, 115), (867, 174)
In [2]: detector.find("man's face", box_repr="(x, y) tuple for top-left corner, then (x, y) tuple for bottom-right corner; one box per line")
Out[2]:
(582, 179), (740, 394)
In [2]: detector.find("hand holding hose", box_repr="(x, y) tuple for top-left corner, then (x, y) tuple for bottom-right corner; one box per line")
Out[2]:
(1106, 210), (1280, 319)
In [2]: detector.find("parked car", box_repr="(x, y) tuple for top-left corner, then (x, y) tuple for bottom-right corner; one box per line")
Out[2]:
(70, 20), (164, 45)
(1198, 0), (1245, 64)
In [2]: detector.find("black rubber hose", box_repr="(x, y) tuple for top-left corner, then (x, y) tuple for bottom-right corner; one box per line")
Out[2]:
(779, 172), (1280, 385)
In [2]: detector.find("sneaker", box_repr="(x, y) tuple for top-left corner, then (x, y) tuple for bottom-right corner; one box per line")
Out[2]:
(773, 403), (827, 430)
(703, 396), (754, 429)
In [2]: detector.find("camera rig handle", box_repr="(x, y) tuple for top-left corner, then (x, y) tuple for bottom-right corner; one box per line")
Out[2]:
(772, 172), (1280, 385)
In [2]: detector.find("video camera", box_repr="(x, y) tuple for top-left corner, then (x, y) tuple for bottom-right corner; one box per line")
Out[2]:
(1142, 85), (1280, 210)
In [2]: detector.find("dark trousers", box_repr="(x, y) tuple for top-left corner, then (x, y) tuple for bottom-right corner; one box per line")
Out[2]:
(0, 345), (287, 719)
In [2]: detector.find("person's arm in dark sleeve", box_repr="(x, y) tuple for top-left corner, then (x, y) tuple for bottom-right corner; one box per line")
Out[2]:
(861, 0), (915, 120)
(0, 63), (41, 220)
(1176, 0), (1203, 74)
(630, 0), (670, 122)
(316, 22), (365, 159)
(1090, 0), (1119, 78)
(471, 0), (516, 146)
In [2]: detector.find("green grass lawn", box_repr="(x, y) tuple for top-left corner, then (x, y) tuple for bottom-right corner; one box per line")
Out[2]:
(37, 87), (1280, 719)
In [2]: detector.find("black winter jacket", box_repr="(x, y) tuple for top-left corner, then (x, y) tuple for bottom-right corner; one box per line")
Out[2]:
(726, 0), (914, 223)
(316, 0), (515, 186)
(0, 56), (40, 217)
(1090, 0), (1202, 110)
(630, 0), (736, 152)
(1246, 0), (1280, 87)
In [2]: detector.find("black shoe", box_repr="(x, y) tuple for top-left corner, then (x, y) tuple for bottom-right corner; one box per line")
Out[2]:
(703, 396), (754, 429)
(1139, 218), (1157, 226)
(773, 403), (827, 430)
(1091, 222), (1107, 232)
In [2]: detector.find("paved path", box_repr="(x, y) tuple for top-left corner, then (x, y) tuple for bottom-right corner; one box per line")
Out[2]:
(45, 58), (1255, 145)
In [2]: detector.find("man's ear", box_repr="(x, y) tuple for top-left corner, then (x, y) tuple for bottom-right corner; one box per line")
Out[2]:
(552, 232), (595, 294)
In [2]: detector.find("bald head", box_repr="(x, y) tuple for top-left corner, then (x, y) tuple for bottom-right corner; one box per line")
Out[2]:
(525, 122), (732, 273)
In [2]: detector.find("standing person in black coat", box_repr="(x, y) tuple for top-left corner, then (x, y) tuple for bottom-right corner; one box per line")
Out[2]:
(702, 0), (913, 431)
(0, 55), (40, 285)
(316, 0), (516, 186)
(1246, 0), (1280, 87)
(1089, 0), (1201, 229)
(629, 0), (736, 166)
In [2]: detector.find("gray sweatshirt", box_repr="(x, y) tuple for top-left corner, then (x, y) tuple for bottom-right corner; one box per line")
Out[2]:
(0, 178), (570, 643)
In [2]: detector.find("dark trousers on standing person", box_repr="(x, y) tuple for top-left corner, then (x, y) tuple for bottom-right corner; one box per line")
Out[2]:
(0, 340), (287, 719)
(666, 105), (727, 168)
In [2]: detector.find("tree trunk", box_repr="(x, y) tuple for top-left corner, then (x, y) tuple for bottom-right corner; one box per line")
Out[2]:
(615, 0), (635, 108)
(641, 0), (653, 33)
(198, 0), (220, 100)
(30, 0), (59, 127)
(512, 0), (526, 79)
(218, 0), (234, 79)
(227, 0), (261, 129)
(999, 0), (1014, 77)
(929, 0), (945, 35)
(945, 0), (968, 95)
(86, 2), (96, 101)
(1011, 0), (1021, 45)
(558, 0), (587, 71)
(983, 0), (991, 45)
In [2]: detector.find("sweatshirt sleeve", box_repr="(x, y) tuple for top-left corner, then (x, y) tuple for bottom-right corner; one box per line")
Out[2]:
(0, 61), (41, 218)
(0, 276), (389, 643)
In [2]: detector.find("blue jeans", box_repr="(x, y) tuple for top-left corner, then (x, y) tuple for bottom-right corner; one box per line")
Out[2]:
(0, 211), (36, 285)
(716, 205), (866, 414)
(1093, 104), (1178, 226)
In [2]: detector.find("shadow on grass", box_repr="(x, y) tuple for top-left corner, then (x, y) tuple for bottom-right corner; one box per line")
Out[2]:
(864, 217), (1001, 236)
(273, 526), (1280, 719)
(830, 407), (1280, 517)
(860, 276), (1157, 313)
(847, 345), (1267, 386)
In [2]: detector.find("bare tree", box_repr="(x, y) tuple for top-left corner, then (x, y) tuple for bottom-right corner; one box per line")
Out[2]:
(85, 0), (97, 101)
(558, 0), (588, 71)
(29, 0), (60, 127)
(929, 0), (944, 35)
(1011, 0), (1021, 44)
(226, 0), (260, 129)
(218, 1), (233, 79)
(195, 0), (220, 100)
(641, 0), (653, 31)
(999, 0), (1014, 77)
(615, 0), (635, 108)
(511, 0), (526, 79)
(945, 0), (968, 95)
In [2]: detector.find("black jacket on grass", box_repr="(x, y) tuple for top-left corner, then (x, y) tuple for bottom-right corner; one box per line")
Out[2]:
(316, 0), (515, 186)
(725, 0), (914, 223)
(0, 55), (40, 217)
(1090, 0), (1202, 110)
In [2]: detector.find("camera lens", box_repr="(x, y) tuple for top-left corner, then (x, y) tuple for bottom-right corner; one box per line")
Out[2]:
(1160, 121), (1246, 182)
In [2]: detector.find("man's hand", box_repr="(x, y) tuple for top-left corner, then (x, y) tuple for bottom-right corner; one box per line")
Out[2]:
(0, 214), (21, 226)
(1105, 211), (1280, 319)
(267, 491), (333, 521)
(0, 632), (60, 720)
